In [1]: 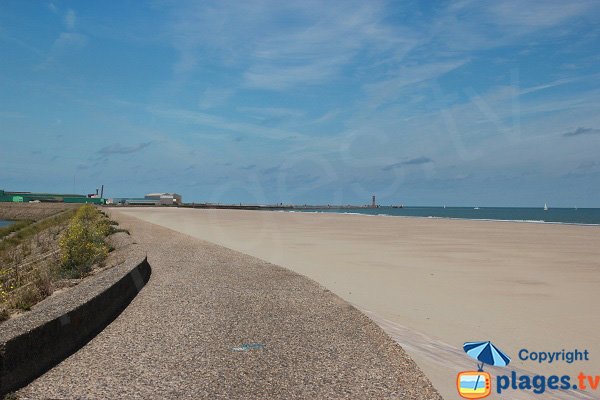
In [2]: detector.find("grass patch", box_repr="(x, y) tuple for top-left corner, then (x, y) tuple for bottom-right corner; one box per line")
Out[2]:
(107, 218), (129, 235)
(10, 284), (42, 311)
(0, 210), (76, 256)
(0, 220), (34, 240)
(0, 308), (8, 322)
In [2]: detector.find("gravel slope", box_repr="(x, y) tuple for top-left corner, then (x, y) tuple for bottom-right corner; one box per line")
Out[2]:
(18, 211), (441, 399)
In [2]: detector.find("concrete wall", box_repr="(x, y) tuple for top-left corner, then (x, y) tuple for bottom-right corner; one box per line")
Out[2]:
(0, 257), (151, 395)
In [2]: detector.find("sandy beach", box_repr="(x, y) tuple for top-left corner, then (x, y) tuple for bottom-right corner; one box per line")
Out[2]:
(118, 207), (600, 399)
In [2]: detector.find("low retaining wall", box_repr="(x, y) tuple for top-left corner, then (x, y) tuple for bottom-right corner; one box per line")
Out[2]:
(0, 256), (151, 395)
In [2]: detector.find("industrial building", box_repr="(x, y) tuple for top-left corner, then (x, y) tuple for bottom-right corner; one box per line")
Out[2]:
(0, 189), (105, 204)
(110, 192), (182, 206)
(144, 193), (182, 205)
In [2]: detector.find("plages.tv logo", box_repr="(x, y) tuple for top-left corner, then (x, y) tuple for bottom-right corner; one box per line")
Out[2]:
(457, 341), (511, 399)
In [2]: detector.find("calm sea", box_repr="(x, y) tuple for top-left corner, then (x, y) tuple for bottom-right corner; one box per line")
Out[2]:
(293, 207), (600, 225)
(0, 220), (14, 228)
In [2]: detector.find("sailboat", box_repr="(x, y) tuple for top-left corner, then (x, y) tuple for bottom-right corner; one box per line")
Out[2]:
(544, 203), (548, 211)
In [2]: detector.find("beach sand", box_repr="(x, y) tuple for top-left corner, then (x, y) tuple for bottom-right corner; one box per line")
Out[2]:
(118, 207), (600, 399)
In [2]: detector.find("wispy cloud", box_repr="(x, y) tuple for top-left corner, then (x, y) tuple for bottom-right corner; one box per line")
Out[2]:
(242, 3), (418, 90)
(563, 127), (600, 137)
(64, 9), (76, 30)
(243, 58), (341, 90)
(164, 1), (419, 89)
(38, 7), (87, 69)
(3, 1), (600, 205)
(149, 107), (308, 142)
(486, 1), (592, 31)
(383, 157), (433, 171)
(37, 32), (88, 69)
(363, 60), (468, 107)
(430, 0), (596, 51)
(53, 32), (87, 49)
(238, 106), (304, 127)
(0, 111), (26, 119)
(238, 107), (304, 119)
(261, 165), (284, 175)
(312, 109), (340, 124)
(98, 142), (153, 156)
(198, 87), (233, 110)
(520, 77), (582, 95)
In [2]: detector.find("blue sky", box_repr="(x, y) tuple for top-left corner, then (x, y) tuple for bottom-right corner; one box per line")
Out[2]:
(1, 0), (599, 206)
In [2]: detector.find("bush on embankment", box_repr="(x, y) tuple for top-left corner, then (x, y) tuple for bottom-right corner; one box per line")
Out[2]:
(0, 205), (120, 321)
(59, 205), (112, 278)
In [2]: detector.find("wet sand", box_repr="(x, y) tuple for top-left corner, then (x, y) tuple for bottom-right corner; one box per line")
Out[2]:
(118, 207), (600, 399)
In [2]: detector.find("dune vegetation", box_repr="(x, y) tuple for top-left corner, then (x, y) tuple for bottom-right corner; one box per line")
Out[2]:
(0, 205), (120, 321)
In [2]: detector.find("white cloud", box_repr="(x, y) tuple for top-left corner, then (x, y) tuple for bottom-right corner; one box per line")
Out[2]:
(429, 0), (597, 52)
(148, 107), (308, 142)
(486, 1), (592, 31)
(363, 59), (468, 107)
(312, 109), (340, 124)
(160, 0), (596, 98)
(163, 1), (420, 89)
(243, 56), (348, 90)
(37, 32), (87, 69)
(64, 9), (76, 30)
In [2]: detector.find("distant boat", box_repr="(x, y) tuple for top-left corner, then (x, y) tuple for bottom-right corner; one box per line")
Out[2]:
(474, 207), (480, 210)
(544, 203), (548, 211)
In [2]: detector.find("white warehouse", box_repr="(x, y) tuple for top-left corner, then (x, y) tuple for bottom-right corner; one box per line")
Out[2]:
(144, 193), (182, 205)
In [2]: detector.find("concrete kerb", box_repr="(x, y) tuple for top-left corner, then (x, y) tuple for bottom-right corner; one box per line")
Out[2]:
(0, 255), (151, 395)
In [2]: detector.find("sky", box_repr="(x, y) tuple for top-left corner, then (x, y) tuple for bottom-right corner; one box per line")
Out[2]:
(1, 1), (599, 207)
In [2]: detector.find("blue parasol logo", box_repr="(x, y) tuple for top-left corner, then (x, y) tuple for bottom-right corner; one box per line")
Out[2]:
(463, 341), (511, 371)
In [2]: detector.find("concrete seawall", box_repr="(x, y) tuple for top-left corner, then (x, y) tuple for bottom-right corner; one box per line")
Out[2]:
(0, 255), (151, 395)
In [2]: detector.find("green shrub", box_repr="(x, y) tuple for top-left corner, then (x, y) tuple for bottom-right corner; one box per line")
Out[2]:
(59, 205), (110, 278)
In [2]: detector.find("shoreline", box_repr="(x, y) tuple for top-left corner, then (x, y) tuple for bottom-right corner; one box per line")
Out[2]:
(282, 209), (600, 227)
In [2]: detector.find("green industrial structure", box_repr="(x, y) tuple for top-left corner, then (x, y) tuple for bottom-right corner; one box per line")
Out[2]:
(0, 190), (105, 204)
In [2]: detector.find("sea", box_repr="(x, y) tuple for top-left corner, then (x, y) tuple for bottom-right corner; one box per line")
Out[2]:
(292, 207), (600, 226)
(0, 220), (14, 228)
